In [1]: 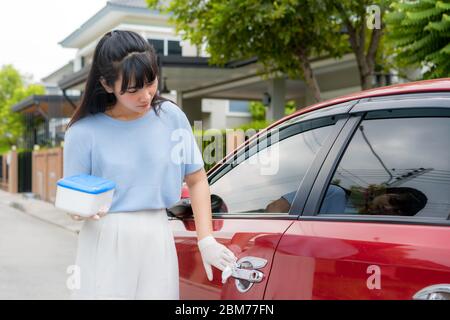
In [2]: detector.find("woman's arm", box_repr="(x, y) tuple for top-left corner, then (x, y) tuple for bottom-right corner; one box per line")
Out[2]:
(184, 168), (213, 241)
(62, 126), (105, 221)
(184, 167), (237, 282)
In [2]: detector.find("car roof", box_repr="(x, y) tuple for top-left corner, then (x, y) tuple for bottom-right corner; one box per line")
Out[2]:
(271, 78), (450, 129)
(207, 78), (450, 175)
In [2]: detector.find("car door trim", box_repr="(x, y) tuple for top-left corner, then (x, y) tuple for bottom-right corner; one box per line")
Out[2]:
(296, 215), (450, 227)
(301, 114), (363, 216)
(288, 115), (354, 217)
(350, 92), (450, 114)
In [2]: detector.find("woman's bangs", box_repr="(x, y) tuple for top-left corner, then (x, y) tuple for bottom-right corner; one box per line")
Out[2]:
(119, 52), (157, 93)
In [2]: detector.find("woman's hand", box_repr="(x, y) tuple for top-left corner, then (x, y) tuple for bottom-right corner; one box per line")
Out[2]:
(69, 208), (108, 221)
(197, 235), (237, 282)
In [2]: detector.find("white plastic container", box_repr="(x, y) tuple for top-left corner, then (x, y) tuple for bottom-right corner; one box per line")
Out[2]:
(55, 174), (116, 217)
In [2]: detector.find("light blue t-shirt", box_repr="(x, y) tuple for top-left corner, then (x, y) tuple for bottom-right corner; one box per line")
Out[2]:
(62, 101), (204, 212)
(281, 184), (348, 214)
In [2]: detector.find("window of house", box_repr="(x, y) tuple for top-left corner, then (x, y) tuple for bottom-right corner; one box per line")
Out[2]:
(148, 39), (164, 55)
(148, 39), (181, 56)
(168, 40), (182, 56)
(229, 100), (250, 113)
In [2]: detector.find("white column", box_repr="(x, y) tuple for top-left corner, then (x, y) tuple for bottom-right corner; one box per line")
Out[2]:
(178, 96), (203, 126)
(266, 77), (286, 121)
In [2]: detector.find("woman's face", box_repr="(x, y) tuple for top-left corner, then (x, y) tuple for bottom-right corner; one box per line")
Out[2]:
(103, 75), (159, 116)
(368, 193), (403, 216)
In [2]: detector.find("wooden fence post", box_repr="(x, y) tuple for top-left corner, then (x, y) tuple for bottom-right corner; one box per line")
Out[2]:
(8, 150), (18, 193)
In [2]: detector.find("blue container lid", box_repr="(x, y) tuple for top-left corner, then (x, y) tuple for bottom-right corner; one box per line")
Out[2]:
(57, 174), (116, 194)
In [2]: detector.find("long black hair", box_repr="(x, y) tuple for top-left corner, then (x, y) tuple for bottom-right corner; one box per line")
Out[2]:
(67, 30), (167, 129)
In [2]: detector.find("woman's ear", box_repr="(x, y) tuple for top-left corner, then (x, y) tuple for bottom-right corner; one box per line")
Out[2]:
(99, 77), (114, 93)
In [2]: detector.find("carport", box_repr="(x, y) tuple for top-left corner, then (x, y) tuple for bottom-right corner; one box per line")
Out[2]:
(58, 53), (361, 125)
(12, 95), (80, 148)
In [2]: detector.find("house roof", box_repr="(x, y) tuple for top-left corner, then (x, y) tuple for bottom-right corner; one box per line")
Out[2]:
(12, 95), (80, 115)
(107, 0), (149, 8)
(57, 53), (362, 102)
(58, 65), (91, 91)
(41, 61), (74, 84)
(59, 0), (162, 48)
(58, 55), (259, 92)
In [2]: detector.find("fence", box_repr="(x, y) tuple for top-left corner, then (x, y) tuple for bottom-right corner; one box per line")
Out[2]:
(0, 154), (5, 190)
(32, 148), (63, 202)
(0, 151), (17, 193)
(18, 151), (32, 193)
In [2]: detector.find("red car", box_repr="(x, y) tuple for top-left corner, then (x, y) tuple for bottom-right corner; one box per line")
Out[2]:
(168, 78), (450, 300)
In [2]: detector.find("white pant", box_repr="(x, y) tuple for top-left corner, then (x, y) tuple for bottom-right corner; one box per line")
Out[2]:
(70, 209), (179, 300)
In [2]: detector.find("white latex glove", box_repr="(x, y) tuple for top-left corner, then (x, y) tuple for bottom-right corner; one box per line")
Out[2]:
(197, 235), (237, 282)
(221, 263), (238, 284)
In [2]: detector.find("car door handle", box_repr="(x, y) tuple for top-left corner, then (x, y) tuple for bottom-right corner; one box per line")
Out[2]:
(232, 268), (264, 283)
(413, 284), (450, 300)
(229, 256), (267, 293)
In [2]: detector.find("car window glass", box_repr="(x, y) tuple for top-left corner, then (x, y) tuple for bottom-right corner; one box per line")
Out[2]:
(210, 123), (335, 214)
(319, 117), (450, 219)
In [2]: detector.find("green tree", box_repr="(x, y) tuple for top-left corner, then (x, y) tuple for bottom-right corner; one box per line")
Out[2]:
(0, 65), (44, 147)
(249, 101), (266, 121)
(147, 0), (348, 102)
(385, 0), (450, 79)
(0, 65), (22, 106)
(249, 100), (297, 121)
(332, 0), (391, 89)
(285, 100), (296, 115)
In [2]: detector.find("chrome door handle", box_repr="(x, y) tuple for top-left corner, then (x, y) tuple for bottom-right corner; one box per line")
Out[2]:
(232, 268), (264, 283)
(413, 284), (450, 300)
(237, 256), (267, 270)
(231, 256), (267, 293)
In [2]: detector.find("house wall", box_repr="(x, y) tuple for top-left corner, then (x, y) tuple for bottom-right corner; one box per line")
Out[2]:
(202, 99), (228, 129)
(41, 62), (75, 94)
(72, 20), (189, 74)
(201, 99), (252, 130)
(226, 114), (253, 128)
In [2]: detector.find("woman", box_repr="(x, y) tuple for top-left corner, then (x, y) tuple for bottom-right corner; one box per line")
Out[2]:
(63, 30), (237, 299)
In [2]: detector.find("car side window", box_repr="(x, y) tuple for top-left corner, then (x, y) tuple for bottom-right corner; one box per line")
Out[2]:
(210, 121), (336, 214)
(319, 116), (450, 219)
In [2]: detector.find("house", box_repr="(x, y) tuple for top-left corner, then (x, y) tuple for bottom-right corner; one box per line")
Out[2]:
(6, 0), (401, 201)
(56, 0), (254, 131)
(12, 0), (398, 149)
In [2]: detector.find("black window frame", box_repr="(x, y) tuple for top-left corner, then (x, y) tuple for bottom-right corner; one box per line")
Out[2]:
(301, 92), (450, 227)
(167, 40), (182, 56)
(148, 38), (165, 55)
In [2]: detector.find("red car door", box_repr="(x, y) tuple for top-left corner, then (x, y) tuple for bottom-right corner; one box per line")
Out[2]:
(265, 99), (450, 299)
(266, 221), (450, 299)
(169, 109), (348, 299)
(170, 215), (294, 299)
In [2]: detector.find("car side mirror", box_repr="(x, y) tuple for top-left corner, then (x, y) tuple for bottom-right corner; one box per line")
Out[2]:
(211, 194), (228, 213)
(167, 197), (193, 219)
(167, 194), (227, 219)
